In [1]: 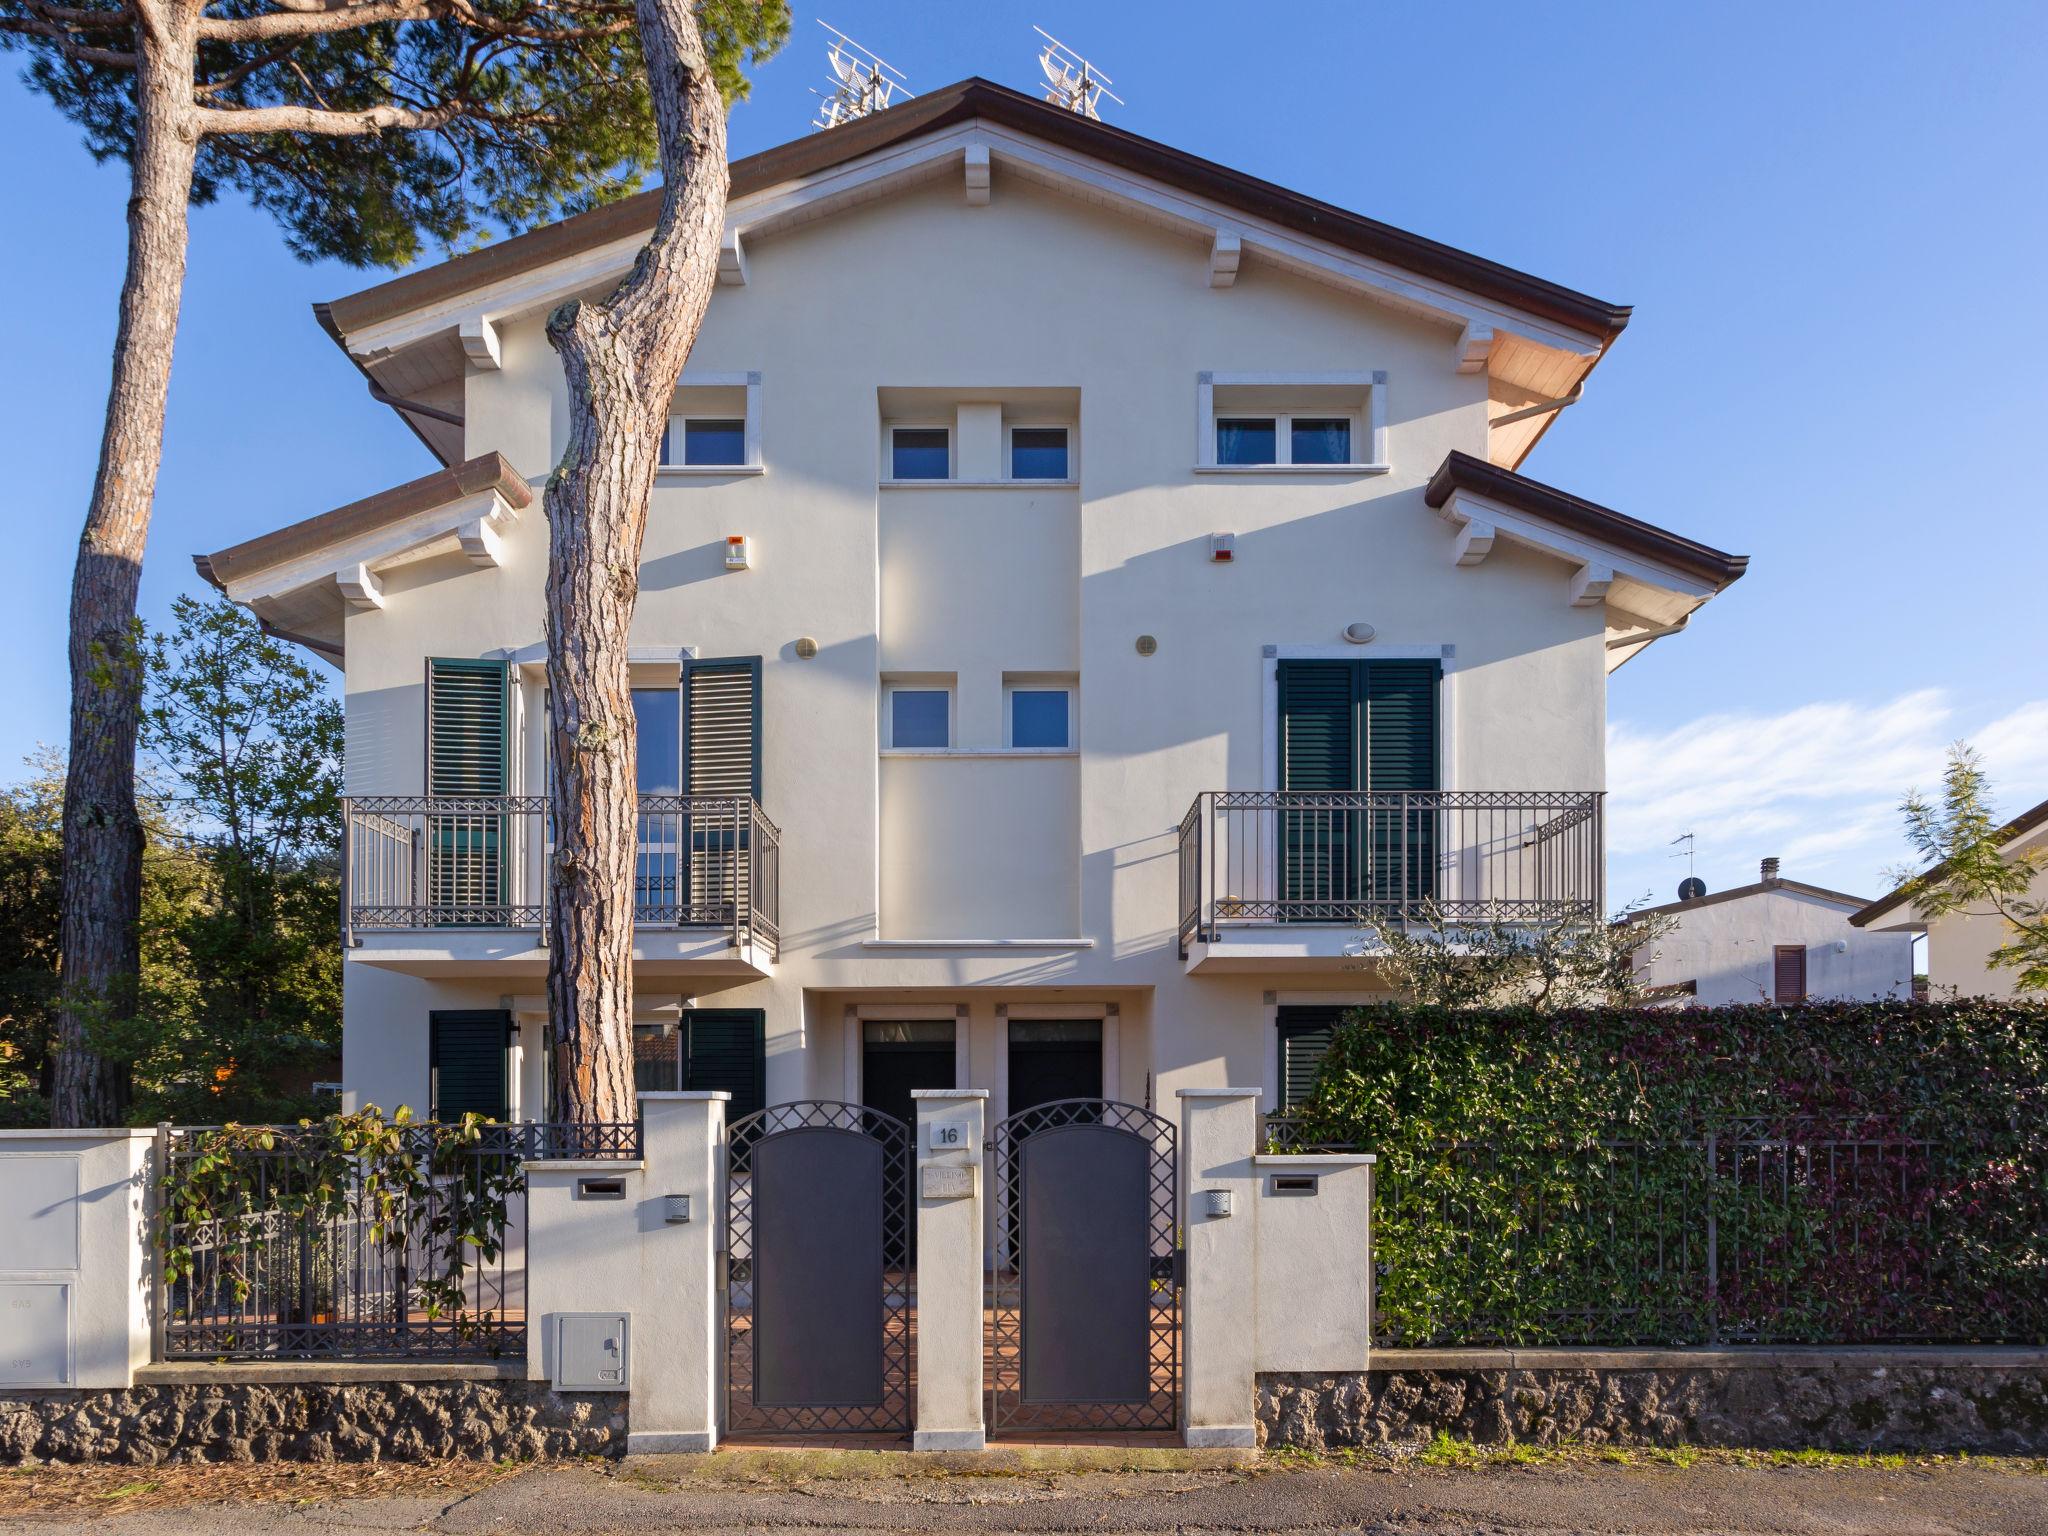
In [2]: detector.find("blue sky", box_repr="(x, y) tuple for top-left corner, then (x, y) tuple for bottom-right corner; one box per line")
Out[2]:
(3, 1), (2044, 911)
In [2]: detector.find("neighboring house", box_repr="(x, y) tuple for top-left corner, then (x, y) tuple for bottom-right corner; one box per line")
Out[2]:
(193, 78), (1747, 1126)
(1851, 797), (2048, 1000)
(1629, 858), (1914, 1006)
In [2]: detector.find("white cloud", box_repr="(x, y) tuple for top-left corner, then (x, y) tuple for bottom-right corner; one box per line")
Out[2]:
(1606, 692), (2048, 907)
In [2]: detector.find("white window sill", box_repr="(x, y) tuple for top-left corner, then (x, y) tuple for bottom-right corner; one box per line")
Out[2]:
(656, 464), (765, 478)
(879, 479), (1079, 490)
(1193, 463), (1390, 476)
(879, 748), (1078, 759)
(860, 937), (1095, 951)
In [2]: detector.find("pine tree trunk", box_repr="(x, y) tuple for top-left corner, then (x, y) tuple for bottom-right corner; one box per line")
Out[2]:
(543, 0), (729, 1124)
(51, 6), (201, 1127)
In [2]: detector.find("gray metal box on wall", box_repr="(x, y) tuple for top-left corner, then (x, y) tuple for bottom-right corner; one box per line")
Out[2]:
(553, 1313), (629, 1391)
(0, 1283), (72, 1385)
(0, 1155), (81, 1271)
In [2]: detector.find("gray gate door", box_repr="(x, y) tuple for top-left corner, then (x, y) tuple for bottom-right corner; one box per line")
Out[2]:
(990, 1099), (1178, 1433)
(725, 1101), (911, 1434)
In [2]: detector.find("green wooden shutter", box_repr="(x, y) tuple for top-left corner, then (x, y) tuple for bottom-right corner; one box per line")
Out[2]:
(426, 659), (509, 918)
(1363, 660), (1440, 907)
(1276, 1005), (1347, 1110)
(430, 1010), (510, 1121)
(684, 1009), (765, 1121)
(1278, 662), (1357, 915)
(682, 657), (760, 799)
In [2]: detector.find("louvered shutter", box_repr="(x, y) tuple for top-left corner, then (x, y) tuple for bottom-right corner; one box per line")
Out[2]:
(683, 659), (760, 919)
(1276, 1005), (1346, 1110)
(1278, 662), (1357, 916)
(685, 1009), (765, 1121)
(1774, 946), (1808, 1003)
(1364, 660), (1440, 907)
(430, 1010), (510, 1121)
(426, 659), (509, 918)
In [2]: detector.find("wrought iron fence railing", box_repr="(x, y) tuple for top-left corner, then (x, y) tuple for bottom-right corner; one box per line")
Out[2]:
(1178, 790), (1603, 958)
(340, 794), (780, 959)
(155, 1121), (639, 1362)
(1261, 1116), (2019, 1347)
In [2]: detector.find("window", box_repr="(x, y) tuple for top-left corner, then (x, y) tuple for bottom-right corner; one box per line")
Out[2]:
(1773, 945), (1808, 1004)
(1006, 685), (1072, 749)
(1276, 1005), (1344, 1111)
(662, 417), (746, 467)
(630, 688), (680, 794)
(890, 427), (950, 481)
(1009, 426), (1070, 480)
(632, 1011), (765, 1119)
(884, 686), (951, 749)
(1217, 414), (1357, 467)
(430, 1011), (510, 1121)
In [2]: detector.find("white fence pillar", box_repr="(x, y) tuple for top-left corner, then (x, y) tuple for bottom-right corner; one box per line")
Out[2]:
(525, 1093), (726, 1454)
(0, 1130), (153, 1390)
(913, 1088), (987, 1451)
(1178, 1090), (1377, 1447)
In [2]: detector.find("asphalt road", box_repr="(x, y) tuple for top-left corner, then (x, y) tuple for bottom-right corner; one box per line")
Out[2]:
(6, 1456), (2047, 1536)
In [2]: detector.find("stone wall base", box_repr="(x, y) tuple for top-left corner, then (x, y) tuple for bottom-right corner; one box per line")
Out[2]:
(0, 1381), (627, 1465)
(1259, 1364), (2048, 1455)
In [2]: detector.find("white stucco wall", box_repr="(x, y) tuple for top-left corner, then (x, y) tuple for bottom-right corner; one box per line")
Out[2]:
(336, 167), (1623, 1114)
(1915, 826), (2048, 1000)
(1635, 885), (1915, 1006)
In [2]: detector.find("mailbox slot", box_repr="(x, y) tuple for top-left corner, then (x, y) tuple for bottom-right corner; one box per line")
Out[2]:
(1269, 1174), (1320, 1197)
(575, 1176), (626, 1201)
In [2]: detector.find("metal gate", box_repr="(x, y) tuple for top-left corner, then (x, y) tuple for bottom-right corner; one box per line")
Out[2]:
(989, 1099), (1179, 1433)
(724, 1101), (912, 1435)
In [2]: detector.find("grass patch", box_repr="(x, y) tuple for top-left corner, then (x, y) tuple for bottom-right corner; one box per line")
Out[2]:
(1269, 1436), (2047, 1476)
(616, 1445), (1251, 1488)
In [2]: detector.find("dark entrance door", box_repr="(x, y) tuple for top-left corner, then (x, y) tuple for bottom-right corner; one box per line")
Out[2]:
(862, 1021), (954, 1265)
(725, 1101), (912, 1435)
(1006, 1019), (1102, 1114)
(989, 1098), (1178, 1435)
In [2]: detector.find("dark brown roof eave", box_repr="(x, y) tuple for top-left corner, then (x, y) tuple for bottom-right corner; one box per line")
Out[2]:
(319, 78), (1632, 346)
(1850, 795), (2048, 927)
(1425, 450), (1749, 590)
(198, 451), (533, 588)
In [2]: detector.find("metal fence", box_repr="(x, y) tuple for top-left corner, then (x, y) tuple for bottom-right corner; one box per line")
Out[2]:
(341, 795), (781, 958)
(1264, 1117), (1997, 1347)
(1178, 790), (1603, 957)
(155, 1121), (638, 1361)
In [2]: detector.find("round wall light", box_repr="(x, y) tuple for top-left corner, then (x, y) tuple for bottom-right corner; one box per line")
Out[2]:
(1135, 634), (1159, 657)
(794, 637), (819, 660)
(1342, 622), (1377, 645)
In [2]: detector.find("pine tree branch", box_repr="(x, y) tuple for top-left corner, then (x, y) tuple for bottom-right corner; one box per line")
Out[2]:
(0, 15), (136, 65)
(195, 97), (464, 134)
(198, 0), (449, 43)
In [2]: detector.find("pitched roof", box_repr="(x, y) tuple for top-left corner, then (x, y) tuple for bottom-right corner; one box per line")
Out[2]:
(1849, 795), (2048, 928)
(321, 77), (1632, 344)
(1424, 451), (1750, 590)
(193, 452), (531, 590)
(1632, 876), (1877, 921)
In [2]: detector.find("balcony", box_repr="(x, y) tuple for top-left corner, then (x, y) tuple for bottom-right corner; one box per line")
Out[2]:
(340, 795), (779, 977)
(1176, 790), (1603, 973)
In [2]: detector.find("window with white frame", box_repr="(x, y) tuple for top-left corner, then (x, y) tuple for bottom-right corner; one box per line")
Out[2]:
(660, 373), (761, 472)
(882, 680), (953, 749)
(1007, 425), (1070, 481)
(1003, 678), (1074, 749)
(1198, 372), (1387, 472)
(889, 426), (951, 481)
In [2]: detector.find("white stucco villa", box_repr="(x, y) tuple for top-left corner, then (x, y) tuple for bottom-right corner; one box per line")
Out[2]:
(1851, 797), (2048, 1001)
(195, 78), (1747, 1127)
(1630, 858), (1915, 1007)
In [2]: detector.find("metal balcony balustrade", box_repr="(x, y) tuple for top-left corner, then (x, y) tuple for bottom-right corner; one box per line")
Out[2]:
(341, 795), (780, 958)
(1177, 789), (1603, 958)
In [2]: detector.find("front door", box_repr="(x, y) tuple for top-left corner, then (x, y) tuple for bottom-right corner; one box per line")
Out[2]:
(862, 1020), (955, 1265)
(1006, 1019), (1103, 1114)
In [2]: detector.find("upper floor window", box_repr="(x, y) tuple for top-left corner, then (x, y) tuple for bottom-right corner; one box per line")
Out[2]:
(1008, 426), (1070, 481)
(662, 417), (746, 467)
(1198, 372), (1388, 474)
(1005, 682), (1073, 749)
(891, 427), (951, 481)
(884, 684), (952, 748)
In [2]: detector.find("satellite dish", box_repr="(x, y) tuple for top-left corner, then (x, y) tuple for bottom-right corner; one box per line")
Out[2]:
(1678, 876), (1706, 902)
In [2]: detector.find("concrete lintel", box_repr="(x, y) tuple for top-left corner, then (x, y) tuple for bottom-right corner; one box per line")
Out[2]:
(912, 1087), (990, 1099)
(1251, 1153), (1378, 1167)
(1177, 1087), (1263, 1099)
(525, 1158), (647, 1172)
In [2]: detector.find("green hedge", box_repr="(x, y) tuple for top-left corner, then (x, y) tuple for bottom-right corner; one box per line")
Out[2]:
(1287, 1000), (2048, 1347)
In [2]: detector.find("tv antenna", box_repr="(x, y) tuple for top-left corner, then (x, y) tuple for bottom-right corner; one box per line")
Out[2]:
(1035, 26), (1122, 119)
(1670, 832), (1706, 901)
(811, 21), (909, 131)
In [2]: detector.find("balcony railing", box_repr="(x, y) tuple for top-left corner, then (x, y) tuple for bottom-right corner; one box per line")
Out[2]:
(341, 795), (780, 959)
(1177, 789), (1603, 958)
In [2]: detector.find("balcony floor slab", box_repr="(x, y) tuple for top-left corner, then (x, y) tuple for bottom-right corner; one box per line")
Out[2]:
(1183, 925), (1370, 974)
(347, 928), (774, 979)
